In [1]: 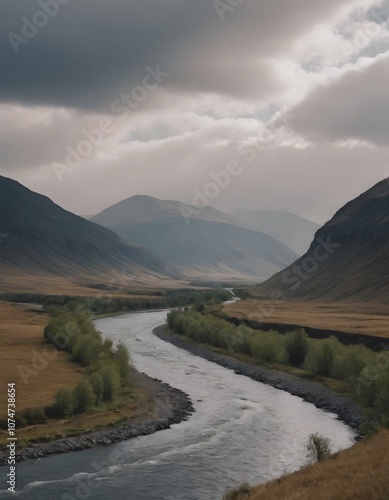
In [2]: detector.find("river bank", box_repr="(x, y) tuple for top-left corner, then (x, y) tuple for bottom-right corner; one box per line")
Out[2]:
(154, 326), (364, 434)
(0, 370), (194, 466)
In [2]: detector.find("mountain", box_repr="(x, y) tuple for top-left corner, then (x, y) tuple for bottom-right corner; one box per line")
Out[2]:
(91, 195), (298, 281)
(253, 179), (389, 302)
(93, 195), (243, 228)
(0, 177), (173, 291)
(230, 209), (320, 255)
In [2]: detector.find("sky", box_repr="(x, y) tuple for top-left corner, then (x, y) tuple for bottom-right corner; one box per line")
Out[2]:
(1, 0), (389, 224)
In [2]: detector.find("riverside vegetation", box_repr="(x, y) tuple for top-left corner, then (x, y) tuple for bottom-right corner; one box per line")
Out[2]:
(0, 289), (230, 449)
(0, 302), (133, 439)
(44, 303), (132, 419)
(167, 309), (389, 431)
(0, 288), (232, 315)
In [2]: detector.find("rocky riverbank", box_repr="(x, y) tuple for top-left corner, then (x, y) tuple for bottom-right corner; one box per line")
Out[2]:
(154, 325), (364, 435)
(0, 371), (194, 466)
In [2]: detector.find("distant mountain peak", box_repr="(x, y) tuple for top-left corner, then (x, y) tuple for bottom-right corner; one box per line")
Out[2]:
(230, 208), (320, 255)
(91, 195), (298, 281)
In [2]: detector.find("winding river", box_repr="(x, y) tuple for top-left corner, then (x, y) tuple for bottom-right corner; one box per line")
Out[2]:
(0, 310), (356, 500)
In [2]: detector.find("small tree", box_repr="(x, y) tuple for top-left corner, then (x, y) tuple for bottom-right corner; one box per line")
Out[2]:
(116, 343), (131, 387)
(101, 366), (121, 402)
(72, 380), (95, 414)
(285, 329), (309, 366)
(88, 372), (104, 406)
(305, 337), (338, 376)
(306, 433), (332, 462)
(55, 388), (74, 417)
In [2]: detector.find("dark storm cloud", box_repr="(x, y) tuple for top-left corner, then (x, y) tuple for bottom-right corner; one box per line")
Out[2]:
(0, 0), (354, 111)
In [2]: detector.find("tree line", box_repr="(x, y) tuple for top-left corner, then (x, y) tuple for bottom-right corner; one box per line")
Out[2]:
(167, 309), (389, 431)
(44, 302), (132, 418)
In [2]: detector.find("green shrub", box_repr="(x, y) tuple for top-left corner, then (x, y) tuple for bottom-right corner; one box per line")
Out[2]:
(357, 354), (389, 427)
(87, 373), (104, 407)
(331, 344), (375, 382)
(22, 407), (46, 425)
(285, 329), (309, 366)
(306, 433), (332, 462)
(101, 366), (121, 402)
(116, 343), (131, 386)
(72, 335), (103, 366)
(72, 380), (95, 414)
(304, 337), (339, 376)
(249, 333), (285, 364)
(55, 388), (74, 417)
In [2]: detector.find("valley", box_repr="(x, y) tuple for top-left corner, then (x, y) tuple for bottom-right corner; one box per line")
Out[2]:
(3, 3), (389, 498)
(0, 175), (388, 499)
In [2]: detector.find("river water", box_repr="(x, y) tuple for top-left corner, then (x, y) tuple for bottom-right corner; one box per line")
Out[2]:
(0, 310), (356, 500)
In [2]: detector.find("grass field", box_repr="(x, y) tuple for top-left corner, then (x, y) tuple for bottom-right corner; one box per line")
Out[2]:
(0, 301), (154, 450)
(0, 269), (188, 296)
(0, 301), (84, 416)
(225, 300), (389, 338)
(225, 429), (389, 500)
(223, 298), (389, 500)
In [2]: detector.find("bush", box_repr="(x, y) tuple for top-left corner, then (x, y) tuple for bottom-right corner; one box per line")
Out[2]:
(101, 366), (121, 402)
(55, 388), (74, 417)
(285, 329), (309, 366)
(249, 333), (285, 364)
(22, 407), (46, 425)
(304, 337), (339, 376)
(357, 354), (389, 427)
(331, 344), (374, 381)
(88, 373), (104, 407)
(116, 343), (131, 387)
(306, 433), (332, 462)
(72, 380), (95, 414)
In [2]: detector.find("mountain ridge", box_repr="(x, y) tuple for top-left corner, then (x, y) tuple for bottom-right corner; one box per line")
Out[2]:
(0, 176), (174, 290)
(230, 209), (320, 255)
(91, 195), (298, 281)
(253, 179), (389, 302)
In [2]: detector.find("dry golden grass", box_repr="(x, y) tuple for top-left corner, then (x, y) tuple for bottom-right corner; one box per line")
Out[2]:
(0, 301), (84, 417)
(0, 301), (158, 449)
(225, 300), (389, 338)
(226, 429), (389, 500)
(0, 269), (188, 296)
(0, 385), (153, 448)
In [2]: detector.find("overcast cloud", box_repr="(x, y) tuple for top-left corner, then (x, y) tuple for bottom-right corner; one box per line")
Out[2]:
(1, 0), (389, 224)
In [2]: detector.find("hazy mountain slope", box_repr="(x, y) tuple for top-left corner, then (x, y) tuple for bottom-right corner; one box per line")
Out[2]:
(230, 209), (320, 255)
(0, 177), (171, 285)
(253, 179), (389, 302)
(92, 196), (298, 281)
(93, 195), (243, 228)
